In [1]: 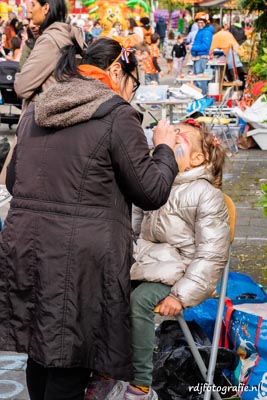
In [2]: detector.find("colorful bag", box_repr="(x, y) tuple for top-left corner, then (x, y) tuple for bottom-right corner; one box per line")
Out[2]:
(224, 301), (267, 399)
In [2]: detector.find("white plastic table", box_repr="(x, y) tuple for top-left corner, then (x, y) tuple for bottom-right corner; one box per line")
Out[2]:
(134, 98), (190, 122)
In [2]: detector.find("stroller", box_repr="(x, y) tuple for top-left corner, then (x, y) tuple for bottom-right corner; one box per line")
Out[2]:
(0, 60), (22, 129)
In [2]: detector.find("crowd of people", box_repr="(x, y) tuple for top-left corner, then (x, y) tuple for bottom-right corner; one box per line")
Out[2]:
(0, 2), (249, 400)
(162, 12), (249, 93)
(0, 7), (251, 93)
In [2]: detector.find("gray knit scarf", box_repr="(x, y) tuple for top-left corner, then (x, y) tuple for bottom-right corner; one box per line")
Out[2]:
(35, 77), (117, 129)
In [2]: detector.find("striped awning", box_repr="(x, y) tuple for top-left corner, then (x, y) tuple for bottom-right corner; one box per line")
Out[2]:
(178, 0), (238, 6)
(196, 0), (234, 6)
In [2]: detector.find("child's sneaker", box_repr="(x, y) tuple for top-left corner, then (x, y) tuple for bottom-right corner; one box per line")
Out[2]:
(85, 374), (124, 400)
(122, 386), (158, 399)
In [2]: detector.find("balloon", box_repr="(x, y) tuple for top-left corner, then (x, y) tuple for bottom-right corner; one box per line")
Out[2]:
(0, 2), (8, 19)
(85, 0), (96, 6)
(88, 5), (99, 13)
(126, 0), (150, 13)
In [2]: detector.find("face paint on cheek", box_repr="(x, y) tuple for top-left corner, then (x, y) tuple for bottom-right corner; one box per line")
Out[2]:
(175, 143), (187, 158)
(178, 131), (190, 146)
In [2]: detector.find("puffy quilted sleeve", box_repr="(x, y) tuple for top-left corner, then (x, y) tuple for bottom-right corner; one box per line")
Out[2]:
(171, 187), (230, 308)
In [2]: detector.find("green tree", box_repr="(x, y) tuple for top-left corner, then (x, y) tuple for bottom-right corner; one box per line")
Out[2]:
(240, 0), (267, 52)
(257, 183), (267, 218)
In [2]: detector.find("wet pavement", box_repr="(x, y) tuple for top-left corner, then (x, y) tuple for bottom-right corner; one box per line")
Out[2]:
(0, 80), (266, 399)
(223, 150), (267, 287)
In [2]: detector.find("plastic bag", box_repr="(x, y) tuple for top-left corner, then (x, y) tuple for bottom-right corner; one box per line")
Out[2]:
(186, 97), (215, 115)
(232, 95), (267, 129)
(152, 320), (239, 400)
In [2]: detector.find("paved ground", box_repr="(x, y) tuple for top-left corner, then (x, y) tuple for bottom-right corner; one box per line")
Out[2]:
(0, 73), (266, 399)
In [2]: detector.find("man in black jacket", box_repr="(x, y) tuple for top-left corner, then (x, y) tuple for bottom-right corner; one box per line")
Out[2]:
(229, 15), (246, 45)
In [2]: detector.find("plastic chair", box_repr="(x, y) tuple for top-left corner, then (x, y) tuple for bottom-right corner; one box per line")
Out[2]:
(197, 87), (238, 154)
(154, 194), (236, 400)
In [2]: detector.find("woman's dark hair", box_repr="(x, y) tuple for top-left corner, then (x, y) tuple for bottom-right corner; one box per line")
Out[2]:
(128, 17), (137, 30)
(11, 36), (21, 51)
(37, 0), (67, 33)
(55, 37), (138, 87)
(10, 18), (22, 34)
(140, 17), (150, 26)
(17, 29), (24, 40)
(93, 20), (100, 27)
(26, 26), (37, 50)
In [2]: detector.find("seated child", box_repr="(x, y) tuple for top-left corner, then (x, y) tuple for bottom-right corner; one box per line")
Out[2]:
(124, 120), (231, 399)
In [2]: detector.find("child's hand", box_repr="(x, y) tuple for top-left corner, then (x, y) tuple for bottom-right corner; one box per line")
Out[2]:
(153, 120), (177, 150)
(156, 295), (183, 316)
(159, 70), (164, 78)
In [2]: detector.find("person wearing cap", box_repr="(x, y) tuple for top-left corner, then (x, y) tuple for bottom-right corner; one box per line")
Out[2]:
(191, 14), (214, 95)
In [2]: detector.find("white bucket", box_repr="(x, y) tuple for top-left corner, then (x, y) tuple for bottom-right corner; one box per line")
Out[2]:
(208, 82), (220, 96)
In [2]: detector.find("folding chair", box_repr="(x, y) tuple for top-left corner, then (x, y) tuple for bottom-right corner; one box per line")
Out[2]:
(176, 194), (236, 400)
(155, 194), (236, 400)
(197, 87), (239, 154)
(219, 45), (243, 95)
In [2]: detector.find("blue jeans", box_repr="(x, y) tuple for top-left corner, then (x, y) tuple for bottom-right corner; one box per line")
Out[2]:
(193, 58), (208, 95)
(130, 282), (171, 385)
(145, 73), (159, 85)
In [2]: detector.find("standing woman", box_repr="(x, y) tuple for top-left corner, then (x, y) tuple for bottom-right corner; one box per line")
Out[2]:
(14, 0), (84, 105)
(0, 38), (178, 400)
(0, 0), (84, 186)
(127, 17), (144, 41)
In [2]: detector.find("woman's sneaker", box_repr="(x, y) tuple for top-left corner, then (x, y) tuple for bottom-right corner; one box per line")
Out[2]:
(85, 374), (124, 400)
(122, 386), (158, 400)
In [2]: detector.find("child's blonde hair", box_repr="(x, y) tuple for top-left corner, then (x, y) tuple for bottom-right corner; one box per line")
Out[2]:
(180, 121), (227, 188)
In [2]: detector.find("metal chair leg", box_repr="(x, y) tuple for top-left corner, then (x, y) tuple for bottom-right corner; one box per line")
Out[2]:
(176, 254), (231, 400)
(203, 256), (230, 400)
(176, 312), (222, 400)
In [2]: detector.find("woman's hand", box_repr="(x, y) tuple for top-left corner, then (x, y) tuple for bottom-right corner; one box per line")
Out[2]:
(156, 295), (183, 316)
(153, 120), (177, 150)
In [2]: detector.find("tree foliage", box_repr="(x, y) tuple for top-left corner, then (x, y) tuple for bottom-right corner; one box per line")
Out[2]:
(240, 0), (267, 31)
(256, 183), (267, 218)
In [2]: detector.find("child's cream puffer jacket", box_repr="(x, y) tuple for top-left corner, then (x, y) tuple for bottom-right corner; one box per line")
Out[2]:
(131, 165), (231, 309)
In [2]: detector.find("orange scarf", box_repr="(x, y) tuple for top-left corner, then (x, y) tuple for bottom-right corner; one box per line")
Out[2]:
(78, 64), (120, 94)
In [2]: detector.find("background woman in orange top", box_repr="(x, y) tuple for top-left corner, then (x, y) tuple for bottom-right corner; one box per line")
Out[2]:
(140, 17), (153, 45)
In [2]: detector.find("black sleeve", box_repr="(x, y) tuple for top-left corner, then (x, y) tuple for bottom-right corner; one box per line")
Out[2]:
(111, 105), (178, 210)
(6, 145), (17, 195)
(182, 44), (187, 58)
(152, 56), (161, 72)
